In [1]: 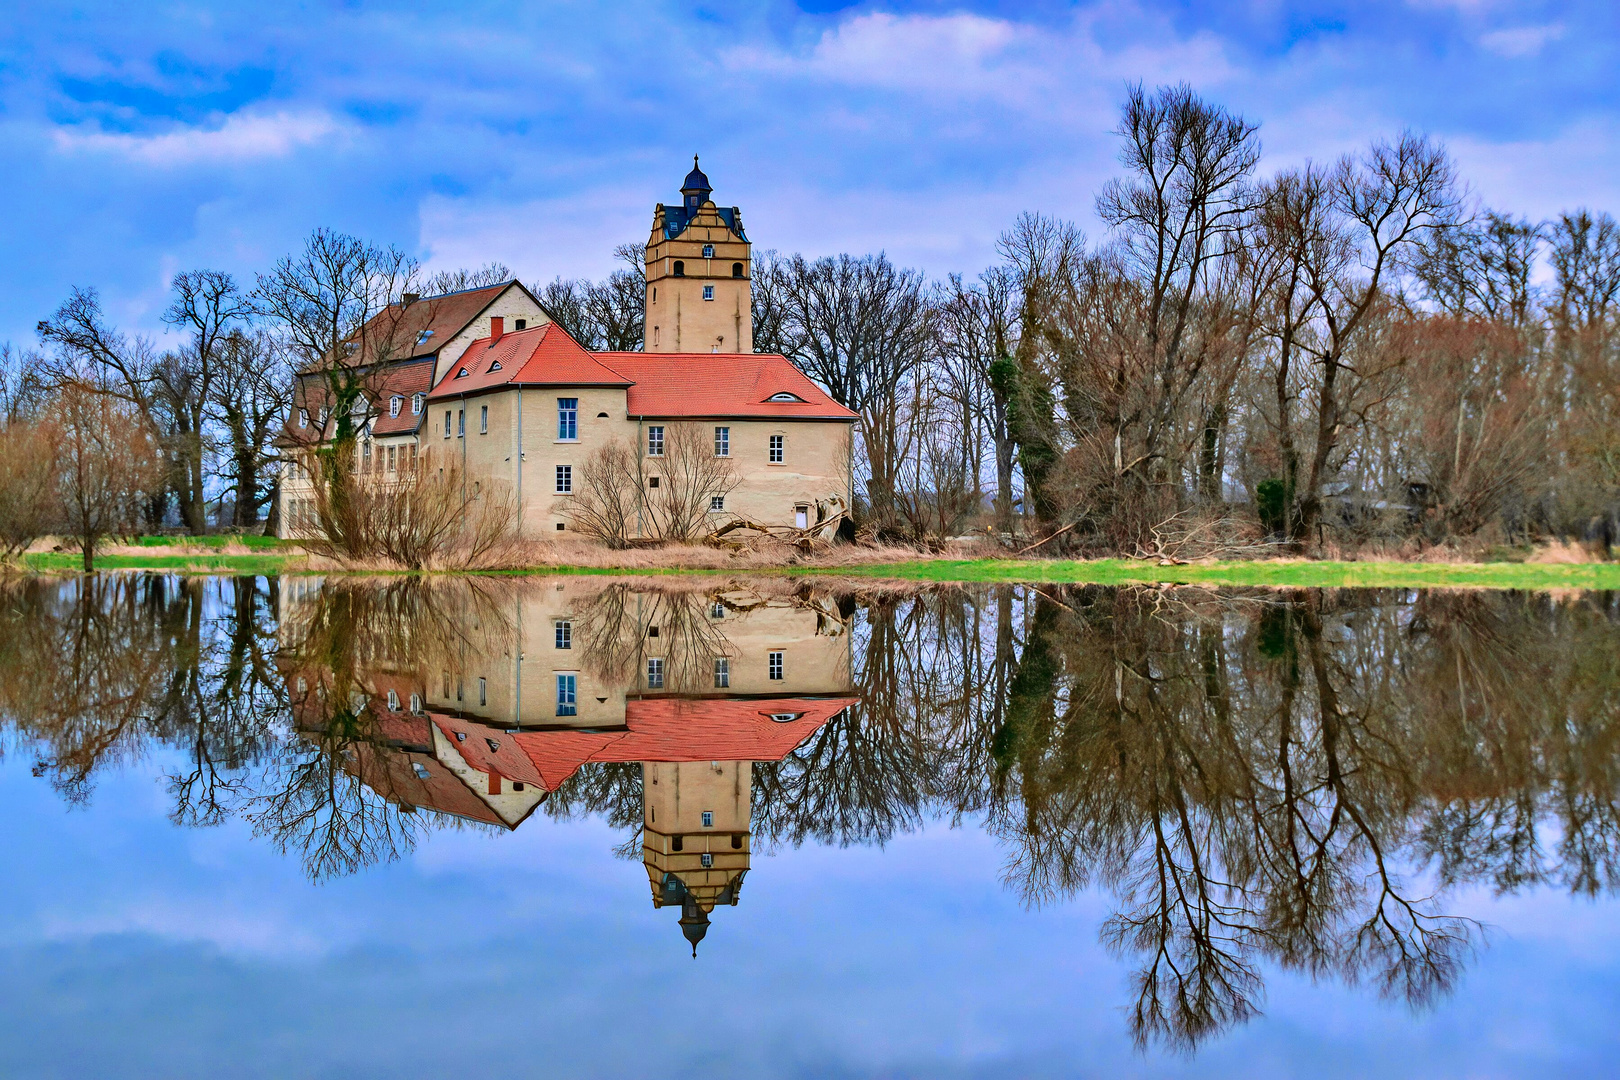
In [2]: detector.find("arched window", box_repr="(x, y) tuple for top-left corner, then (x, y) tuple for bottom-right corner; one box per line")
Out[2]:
(673, 260), (685, 277)
(411, 393), (424, 415)
(389, 395), (402, 417)
(732, 262), (743, 278)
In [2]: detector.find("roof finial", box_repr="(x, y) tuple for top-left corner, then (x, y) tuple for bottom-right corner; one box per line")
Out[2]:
(694, 153), (700, 169)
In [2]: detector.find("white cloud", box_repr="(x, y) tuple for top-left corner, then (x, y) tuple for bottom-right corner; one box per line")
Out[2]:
(1479, 22), (1566, 58)
(51, 109), (342, 166)
(1447, 117), (1620, 220)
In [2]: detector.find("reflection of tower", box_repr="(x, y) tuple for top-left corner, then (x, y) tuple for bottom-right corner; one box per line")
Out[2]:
(643, 760), (751, 956)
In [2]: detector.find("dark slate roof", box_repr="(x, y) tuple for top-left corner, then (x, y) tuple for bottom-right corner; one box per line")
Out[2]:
(659, 203), (746, 241)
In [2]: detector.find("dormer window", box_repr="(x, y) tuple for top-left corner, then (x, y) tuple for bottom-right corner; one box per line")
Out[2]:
(298, 409), (309, 428)
(702, 244), (714, 258)
(411, 393), (424, 415)
(417, 330), (434, 345)
(673, 260), (685, 277)
(318, 407), (328, 425)
(489, 360), (502, 372)
(389, 395), (403, 417)
(767, 392), (804, 403)
(456, 367), (469, 378)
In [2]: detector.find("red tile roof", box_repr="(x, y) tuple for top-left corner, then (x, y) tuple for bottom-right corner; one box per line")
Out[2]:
(512, 696), (854, 792)
(370, 361), (435, 436)
(299, 283), (519, 374)
(426, 322), (631, 400)
(595, 352), (857, 420)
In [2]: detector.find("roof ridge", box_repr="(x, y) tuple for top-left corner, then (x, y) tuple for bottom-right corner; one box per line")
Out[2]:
(414, 280), (514, 302)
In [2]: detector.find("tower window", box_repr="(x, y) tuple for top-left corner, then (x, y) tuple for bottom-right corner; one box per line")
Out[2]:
(732, 262), (743, 278)
(555, 620), (572, 649)
(672, 835), (683, 852)
(769, 651), (783, 680)
(770, 434), (784, 463)
(702, 285), (715, 301)
(647, 657), (664, 689)
(556, 673), (577, 716)
(702, 810), (714, 827)
(714, 657), (729, 688)
(700, 853), (714, 868)
(648, 425), (664, 456)
(558, 397), (578, 440)
(673, 260), (685, 277)
(714, 427), (729, 457)
(702, 244), (714, 258)
(556, 465), (572, 494)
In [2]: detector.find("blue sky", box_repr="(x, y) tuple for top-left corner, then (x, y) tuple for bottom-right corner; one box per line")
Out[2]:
(2, 1), (1617, 345)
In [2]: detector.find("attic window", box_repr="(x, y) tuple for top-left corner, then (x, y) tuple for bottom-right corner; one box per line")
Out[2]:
(514, 319), (526, 330)
(456, 367), (469, 378)
(768, 392), (804, 403)
(389, 395), (403, 417)
(417, 330), (434, 344)
(489, 360), (502, 372)
(769, 712), (803, 723)
(412, 393), (424, 415)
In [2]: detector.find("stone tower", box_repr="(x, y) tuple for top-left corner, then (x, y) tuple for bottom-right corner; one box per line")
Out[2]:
(642, 759), (751, 956)
(643, 157), (752, 354)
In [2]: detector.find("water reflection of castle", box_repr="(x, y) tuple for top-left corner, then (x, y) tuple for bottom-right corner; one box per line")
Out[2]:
(282, 578), (857, 954)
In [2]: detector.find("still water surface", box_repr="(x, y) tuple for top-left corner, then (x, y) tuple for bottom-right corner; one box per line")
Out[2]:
(0, 575), (1617, 1078)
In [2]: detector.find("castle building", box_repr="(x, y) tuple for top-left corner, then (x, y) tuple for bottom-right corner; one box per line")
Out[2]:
(277, 161), (855, 539)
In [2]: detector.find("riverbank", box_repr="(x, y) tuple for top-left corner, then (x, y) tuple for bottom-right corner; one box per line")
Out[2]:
(14, 543), (1620, 589)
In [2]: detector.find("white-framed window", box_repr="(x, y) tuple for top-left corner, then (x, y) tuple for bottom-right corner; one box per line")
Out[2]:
(389, 395), (402, 417)
(386, 445), (396, 472)
(417, 329), (434, 344)
(710, 601), (725, 620)
(556, 673), (577, 716)
(710, 495), (724, 512)
(769, 651), (783, 680)
(412, 393), (424, 415)
(702, 244), (714, 258)
(769, 434), (784, 463)
(702, 810), (714, 827)
(362, 441), (371, 469)
(409, 693), (421, 713)
(767, 392), (803, 402)
(457, 409), (464, 437)
(555, 620), (571, 649)
(647, 657), (664, 689)
(412, 762), (431, 780)
(478, 677), (487, 706)
(558, 397), (578, 440)
(444, 411), (452, 438)
(702, 285), (715, 301)
(480, 405), (488, 434)
(647, 425), (664, 456)
(714, 427), (729, 456)
(556, 465), (572, 494)
(387, 690), (400, 710)
(318, 407), (329, 426)
(298, 408), (309, 428)
(700, 853), (714, 868)
(713, 657), (729, 688)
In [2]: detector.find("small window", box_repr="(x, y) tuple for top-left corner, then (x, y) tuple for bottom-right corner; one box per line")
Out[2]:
(731, 834), (743, 848)
(714, 427), (730, 457)
(672, 835), (683, 852)
(673, 260), (685, 277)
(478, 677), (487, 706)
(556, 465), (572, 494)
(387, 445), (397, 471)
(456, 367), (469, 379)
(412, 762), (431, 780)
(647, 657), (664, 689)
(387, 689), (400, 710)
(769, 651), (783, 680)
(488, 360), (502, 372)
(556, 673), (577, 716)
(714, 658), (729, 688)
(702, 285), (715, 301)
(412, 393), (424, 415)
(362, 441), (371, 468)
(769, 712), (803, 723)
(732, 262), (743, 278)
(513, 782), (525, 792)
(555, 620), (572, 649)
(649, 476), (660, 489)
(647, 425), (664, 456)
(389, 395), (402, 417)
(417, 329), (434, 344)
(456, 678), (463, 702)
(318, 407), (328, 425)
(456, 730), (466, 742)
(480, 405), (488, 434)
(556, 522), (566, 530)
(702, 244), (714, 258)
(701, 810), (714, 827)
(700, 853), (714, 868)
(768, 392), (803, 403)
(409, 693), (421, 713)
(443, 672), (451, 697)
(558, 397), (578, 440)
(710, 601), (725, 620)
(444, 411), (452, 438)
(710, 495), (724, 511)
(457, 409), (464, 437)
(514, 319), (526, 330)
(769, 434), (784, 463)
(298, 408), (309, 428)
(648, 625), (659, 638)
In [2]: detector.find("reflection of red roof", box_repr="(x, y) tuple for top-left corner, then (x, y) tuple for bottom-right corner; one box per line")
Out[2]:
(350, 742), (506, 826)
(512, 696), (854, 791)
(427, 322), (630, 400)
(594, 353), (857, 421)
(430, 714), (549, 789)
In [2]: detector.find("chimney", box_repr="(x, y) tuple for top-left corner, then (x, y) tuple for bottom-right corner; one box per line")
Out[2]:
(490, 316), (505, 343)
(402, 292), (420, 305)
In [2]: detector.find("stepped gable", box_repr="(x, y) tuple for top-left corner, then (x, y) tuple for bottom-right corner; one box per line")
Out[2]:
(593, 352), (858, 420)
(427, 321), (631, 399)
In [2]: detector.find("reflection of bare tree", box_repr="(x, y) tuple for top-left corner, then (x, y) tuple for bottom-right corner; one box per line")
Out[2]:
(568, 583), (736, 694)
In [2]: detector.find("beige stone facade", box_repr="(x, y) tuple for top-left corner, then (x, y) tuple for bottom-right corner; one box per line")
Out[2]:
(644, 158), (752, 353)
